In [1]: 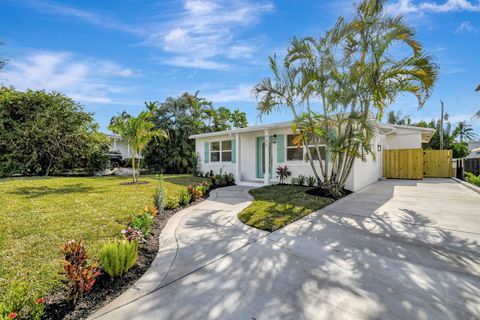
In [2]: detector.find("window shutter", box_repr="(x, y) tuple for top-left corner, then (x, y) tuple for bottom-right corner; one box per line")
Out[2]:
(231, 139), (236, 163)
(277, 134), (285, 163)
(204, 142), (209, 163)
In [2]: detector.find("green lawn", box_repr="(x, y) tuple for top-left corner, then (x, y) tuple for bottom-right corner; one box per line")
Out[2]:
(0, 174), (206, 300)
(238, 185), (334, 232)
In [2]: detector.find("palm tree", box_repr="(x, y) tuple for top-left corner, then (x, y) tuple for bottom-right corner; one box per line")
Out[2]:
(453, 121), (477, 142)
(254, 0), (438, 193)
(109, 111), (167, 182)
(387, 111), (411, 125)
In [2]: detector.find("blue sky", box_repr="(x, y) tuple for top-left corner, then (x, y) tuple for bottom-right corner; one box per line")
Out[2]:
(1, 0), (479, 134)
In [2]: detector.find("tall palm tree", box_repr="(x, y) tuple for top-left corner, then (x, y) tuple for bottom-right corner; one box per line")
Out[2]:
(109, 111), (167, 182)
(387, 111), (411, 125)
(453, 121), (477, 142)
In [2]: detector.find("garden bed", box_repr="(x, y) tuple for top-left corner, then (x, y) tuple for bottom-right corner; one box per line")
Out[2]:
(42, 199), (202, 320)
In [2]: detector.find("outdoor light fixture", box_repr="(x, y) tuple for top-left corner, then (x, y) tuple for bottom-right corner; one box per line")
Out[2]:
(272, 134), (277, 144)
(377, 144), (382, 152)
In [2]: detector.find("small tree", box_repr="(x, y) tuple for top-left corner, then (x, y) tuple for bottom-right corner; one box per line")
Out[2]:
(109, 110), (167, 182)
(275, 165), (291, 184)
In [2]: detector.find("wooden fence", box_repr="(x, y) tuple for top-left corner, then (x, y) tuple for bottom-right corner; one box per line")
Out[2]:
(383, 149), (453, 179)
(383, 149), (423, 179)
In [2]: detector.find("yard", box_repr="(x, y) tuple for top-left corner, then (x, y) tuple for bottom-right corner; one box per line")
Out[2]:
(237, 185), (334, 232)
(0, 174), (206, 301)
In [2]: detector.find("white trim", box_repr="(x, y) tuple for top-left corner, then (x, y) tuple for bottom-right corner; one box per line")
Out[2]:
(209, 139), (233, 163)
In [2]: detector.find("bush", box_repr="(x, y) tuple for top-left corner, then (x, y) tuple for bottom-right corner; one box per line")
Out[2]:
(291, 177), (298, 186)
(178, 189), (192, 206)
(465, 172), (480, 186)
(99, 240), (139, 277)
(153, 176), (165, 211)
(306, 175), (316, 187)
(0, 281), (45, 320)
(132, 213), (154, 236)
(297, 175), (306, 186)
(225, 173), (235, 185)
(143, 204), (159, 217)
(61, 240), (101, 303)
(275, 165), (291, 184)
(187, 185), (202, 201)
(164, 196), (180, 210)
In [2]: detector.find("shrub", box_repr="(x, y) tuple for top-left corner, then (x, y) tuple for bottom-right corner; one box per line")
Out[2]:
(164, 196), (180, 210)
(225, 173), (235, 185)
(297, 175), (306, 186)
(291, 177), (298, 186)
(144, 204), (159, 217)
(187, 185), (202, 201)
(178, 189), (191, 206)
(0, 281), (45, 320)
(465, 172), (480, 186)
(153, 176), (166, 211)
(61, 240), (101, 303)
(132, 213), (154, 236)
(99, 240), (139, 277)
(276, 165), (291, 184)
(121, 226), (143, 242)
(306, 175), (316, 187)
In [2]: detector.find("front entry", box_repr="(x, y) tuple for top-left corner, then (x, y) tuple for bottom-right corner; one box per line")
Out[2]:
(256, 136), (272, 179)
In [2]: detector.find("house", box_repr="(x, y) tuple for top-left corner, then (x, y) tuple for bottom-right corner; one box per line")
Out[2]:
(104, 133), (142, 166)
(190, 121), (435, 192)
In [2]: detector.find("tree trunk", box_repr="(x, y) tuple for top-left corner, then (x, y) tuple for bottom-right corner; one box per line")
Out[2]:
(131, 156), (136, 183)
(45, 155), (54, 177)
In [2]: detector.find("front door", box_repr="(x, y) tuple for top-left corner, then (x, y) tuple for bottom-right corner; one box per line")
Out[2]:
(256, 136), (272, 179)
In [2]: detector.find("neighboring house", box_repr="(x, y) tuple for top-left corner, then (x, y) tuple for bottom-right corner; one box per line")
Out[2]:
(466, 141), (480, 159)
(190, 121), (435, 192)
(104, 133), (142, 166)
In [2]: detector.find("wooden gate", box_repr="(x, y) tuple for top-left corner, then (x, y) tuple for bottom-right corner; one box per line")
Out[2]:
(423, 149), (453, 177)
(383, 149), (423, 179)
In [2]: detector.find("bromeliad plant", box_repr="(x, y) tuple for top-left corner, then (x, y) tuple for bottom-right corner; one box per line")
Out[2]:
(61, 240), (101, 303)
(276, 165), (291, 184)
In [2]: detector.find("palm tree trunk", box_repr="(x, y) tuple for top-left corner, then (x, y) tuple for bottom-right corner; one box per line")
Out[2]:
(131, 156), (136, 183)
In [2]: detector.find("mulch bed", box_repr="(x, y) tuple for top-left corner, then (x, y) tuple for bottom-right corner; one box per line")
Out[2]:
(305, 186), (351, 199)
(42, 198), (204, 320)
(119, 181), (150, 186)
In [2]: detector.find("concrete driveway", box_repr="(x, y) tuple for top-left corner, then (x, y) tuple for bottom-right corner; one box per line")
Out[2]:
(90, 179), (480, 320)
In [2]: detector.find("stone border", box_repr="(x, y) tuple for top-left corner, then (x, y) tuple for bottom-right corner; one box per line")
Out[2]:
(451, 177), (480, 195)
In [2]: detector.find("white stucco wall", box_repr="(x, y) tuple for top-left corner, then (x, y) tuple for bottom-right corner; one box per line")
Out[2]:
(383, 128), (422, 150)
(195, 135), (236, 176)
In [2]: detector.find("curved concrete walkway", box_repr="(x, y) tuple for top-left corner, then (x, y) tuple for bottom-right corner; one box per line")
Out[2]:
(89, 186), (268, 319)
(90, 180), (480, 320)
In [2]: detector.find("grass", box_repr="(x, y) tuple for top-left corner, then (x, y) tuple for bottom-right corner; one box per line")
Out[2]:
(0, 174), (206, 300)
(237, 185), (334, 232)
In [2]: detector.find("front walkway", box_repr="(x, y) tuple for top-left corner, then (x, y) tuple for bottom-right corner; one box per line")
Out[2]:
(90, 179), (480, 320)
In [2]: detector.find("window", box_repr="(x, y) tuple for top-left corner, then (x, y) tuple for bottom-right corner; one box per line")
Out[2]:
(286, 134), (303, 161)
(210, 140), (232, 162)
(307, 146), (326, 160)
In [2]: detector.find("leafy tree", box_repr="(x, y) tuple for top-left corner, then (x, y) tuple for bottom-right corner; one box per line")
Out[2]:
(0, 87), (109, 176)
(144, 92), (247, 173)
(254, 0), (438, 195)
(386, 111), (411, 125)
(453, 121), (477, 142)
(109, 109), (166, 182)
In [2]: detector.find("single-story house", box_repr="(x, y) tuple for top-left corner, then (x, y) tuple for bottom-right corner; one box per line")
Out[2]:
(105, 133), (142, 161)
(190, 121), (435, 192)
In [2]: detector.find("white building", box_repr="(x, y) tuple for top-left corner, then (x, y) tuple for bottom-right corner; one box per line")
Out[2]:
(190, 121), (435, 192)
(105, 133), (142, 160)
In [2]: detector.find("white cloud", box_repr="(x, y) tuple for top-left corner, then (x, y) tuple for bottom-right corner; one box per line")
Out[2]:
(456, 21), (479, 32)
(385, 0), (480, 14)
(147, 0), (274, 69)
(3, 51), (141, 104)
(205, 84), (254, 102)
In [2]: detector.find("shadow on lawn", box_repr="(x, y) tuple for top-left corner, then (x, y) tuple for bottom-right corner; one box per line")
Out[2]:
(8, 184), (94, 198)
(93, 179), (480, 319)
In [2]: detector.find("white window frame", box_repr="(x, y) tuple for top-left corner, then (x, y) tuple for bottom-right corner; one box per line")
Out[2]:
(209, 140), (232, 163)
(285, 134), (304, 162)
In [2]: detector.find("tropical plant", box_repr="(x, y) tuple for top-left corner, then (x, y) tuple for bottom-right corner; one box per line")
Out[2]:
(144, 93), (247, 173)
(306, 175), (316, 187)
(153, 175), (166, 211)
(275, 165), (291, 184)
(99, 240), (138, 277)
(297, 175), (306, 186)
(465, 172), (480, 186)
(187, 185), (202, 201)
(61, 240), (101, 303)
(131, 212), (154, 236)
(387, 111), (411, 125)
(163, 196), (180, 210)
(453, 121), (477, 142)
(178, 189), (192, 206)
(0, 282), (44, 320)
(109, 109), (167, 183)
(290, 177), (298, 186)
(254, 0), (438, 196)
(121, 226), (143, 242)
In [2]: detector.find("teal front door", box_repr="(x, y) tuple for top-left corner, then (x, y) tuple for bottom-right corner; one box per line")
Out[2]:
(256, 136), (272, 179)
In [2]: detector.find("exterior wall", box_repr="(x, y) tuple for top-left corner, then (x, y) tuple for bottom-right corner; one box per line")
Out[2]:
(195, 135), (236, 176)
(468, 140), (480, 151)
(349, 135), (383, 191)
(384, 128), (422, 150)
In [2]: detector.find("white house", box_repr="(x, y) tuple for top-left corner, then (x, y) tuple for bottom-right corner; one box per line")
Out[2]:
(105, 133), (142, 159)
(190, 121), (435, 192)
